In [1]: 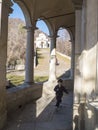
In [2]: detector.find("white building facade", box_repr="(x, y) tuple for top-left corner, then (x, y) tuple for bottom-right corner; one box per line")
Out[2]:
(35, 33), (50, 48)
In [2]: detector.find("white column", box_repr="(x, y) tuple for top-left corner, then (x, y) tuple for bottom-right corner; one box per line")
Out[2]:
(49, 35), (57, 82)
(25, 26), (35, 84)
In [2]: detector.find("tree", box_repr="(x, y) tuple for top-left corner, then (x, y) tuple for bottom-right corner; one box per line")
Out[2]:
(7, 18), (26, 67)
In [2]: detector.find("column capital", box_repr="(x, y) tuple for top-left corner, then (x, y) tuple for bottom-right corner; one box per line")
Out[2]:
(23, 25), (38, 32)
(3, 0), (13, 6)
(48, 34), (59, 39)
(3, 0), (13, 14)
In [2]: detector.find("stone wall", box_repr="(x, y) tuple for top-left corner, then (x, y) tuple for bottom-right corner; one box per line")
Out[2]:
(73, 0), (98, 129)
(73, 102), (98, 130)
(6, 83), (42, 113)
(86, 0), (98, 49)
(63, 79), (73, 91)
(74, 0), (98, 103)
(85, 102), (98, 130)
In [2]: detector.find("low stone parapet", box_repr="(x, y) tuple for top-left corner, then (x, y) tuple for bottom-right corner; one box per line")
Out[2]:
(15, 64), (25, 70)
(63, 78), (73, 91)
(6, 83), (42, 113)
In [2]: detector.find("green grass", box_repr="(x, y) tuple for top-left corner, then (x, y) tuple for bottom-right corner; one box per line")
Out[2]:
(7, 74), (24, 86)
(34, 76), (48, 82)
(56, 53), (71, 63)
(36, 48), (49, 64)
(7, 74), (48, 87)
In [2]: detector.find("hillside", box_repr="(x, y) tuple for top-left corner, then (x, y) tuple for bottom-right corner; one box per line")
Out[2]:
(8, 18), (26, 66)
(7, 18), (43, 66)
(7, 18), (71, 67)
(7, 48), (71, 86)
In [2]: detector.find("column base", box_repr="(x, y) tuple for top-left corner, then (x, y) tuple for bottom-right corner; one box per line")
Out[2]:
(48, 78), (57, 83)
(24, 81), (34, 85)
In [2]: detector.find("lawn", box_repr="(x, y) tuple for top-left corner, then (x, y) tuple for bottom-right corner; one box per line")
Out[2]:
(7, 74), (48, 87)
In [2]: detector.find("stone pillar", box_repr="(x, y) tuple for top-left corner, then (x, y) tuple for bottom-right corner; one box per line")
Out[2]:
(49, 34), (57, 82)
(74, 9), (83, 103)
(96, 0), (98, 96)
(25, 26), (35, 84)
(85, 0), (98, 97)
(73, 8), (86, 130)
(80, 0), (86, 51)
(96, 42), (98, 95)
(0, 0), (13, 129)
(70, 39), (75, 79)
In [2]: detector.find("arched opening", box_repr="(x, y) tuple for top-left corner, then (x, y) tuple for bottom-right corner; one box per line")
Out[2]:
(6, 2), (26, 88)
(34, 20), (50, 83)
(56, 27), (72, 79)
(36, 20), (49, 35)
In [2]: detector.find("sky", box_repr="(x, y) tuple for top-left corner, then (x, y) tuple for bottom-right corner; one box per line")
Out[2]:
(9, 3), (49, 35)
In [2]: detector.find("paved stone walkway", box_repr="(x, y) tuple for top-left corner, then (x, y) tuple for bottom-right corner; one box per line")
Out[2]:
(5, 49), (72, 130)
(4, 84), (73, 130)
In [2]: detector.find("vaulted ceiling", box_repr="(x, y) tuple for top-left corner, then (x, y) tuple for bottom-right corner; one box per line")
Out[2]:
(14, 0), (83, 34)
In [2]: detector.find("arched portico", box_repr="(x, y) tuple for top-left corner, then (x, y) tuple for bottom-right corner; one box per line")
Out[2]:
(0, 0), (76, 129)
(1, 0), (98, 130)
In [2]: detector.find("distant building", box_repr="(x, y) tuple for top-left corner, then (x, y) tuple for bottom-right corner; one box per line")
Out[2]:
(35, 33), (50, 48)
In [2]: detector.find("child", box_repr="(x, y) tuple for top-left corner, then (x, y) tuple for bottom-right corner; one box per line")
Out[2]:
(54, 79), (69, 108)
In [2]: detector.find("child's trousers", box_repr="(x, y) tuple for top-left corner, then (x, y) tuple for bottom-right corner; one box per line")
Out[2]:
(56, 95), (62, 107)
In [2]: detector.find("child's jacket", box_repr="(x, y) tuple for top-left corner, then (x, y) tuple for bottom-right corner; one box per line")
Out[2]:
(54, 85), (68, 97)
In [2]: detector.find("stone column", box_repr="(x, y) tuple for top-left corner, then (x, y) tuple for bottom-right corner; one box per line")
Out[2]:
(70, 39), (75, 79)
(96, 0), (98, 96)
(25, 25), (35, 84)
(73, 7), (86, 130)
(74, 9), (83, 103)
(49, 34), (57, 82)
(96, 42), (98, 95)
(85, 0), (98, 97)
(74, 1), (88, 102)
(0, 0), (13, 129)
(80, 0), (86, 51)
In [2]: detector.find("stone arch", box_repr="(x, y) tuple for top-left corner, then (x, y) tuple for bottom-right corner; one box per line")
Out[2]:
(56, 27), (73, 78)
(66, 28), (75, 79)
(13, 0), (32, 26)
(34, 18), (53, 82)
(57, 26), (74, 41)
(35, 18), (58, 82)
(65, 28), (74, 43)
(43, 20), (55, 36)
(36, 17), (55, 36)
(57, 27), (72, 53)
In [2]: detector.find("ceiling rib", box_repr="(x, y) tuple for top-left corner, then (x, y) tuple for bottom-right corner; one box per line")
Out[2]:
(37, 12), (74, 21)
